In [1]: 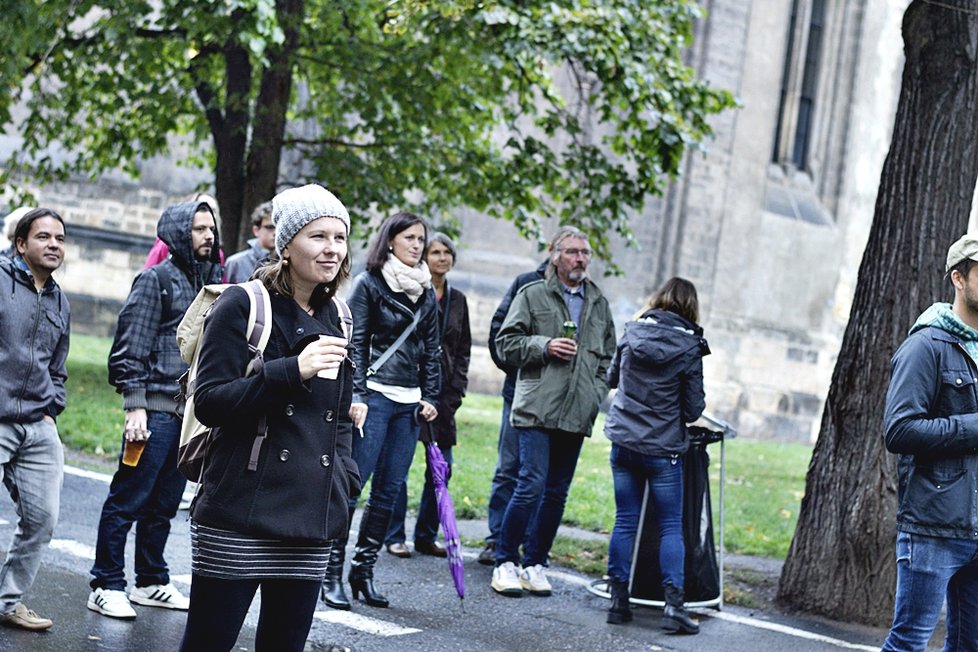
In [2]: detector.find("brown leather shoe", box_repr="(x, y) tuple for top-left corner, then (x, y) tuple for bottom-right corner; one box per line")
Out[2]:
(414, 539), (448, 557)
(0, 603), (53, 631)
(386, 542), (411, 558)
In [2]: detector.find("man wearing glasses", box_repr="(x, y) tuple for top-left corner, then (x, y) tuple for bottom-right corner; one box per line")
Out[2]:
(224, 201), (274, 283)
(490, 226), (616, 597)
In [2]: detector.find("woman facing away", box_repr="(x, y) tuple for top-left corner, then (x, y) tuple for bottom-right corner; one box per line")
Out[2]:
(603, 277), (710, 635)
(319, 212), (441, 610)
(384, 232), (472, 559)
(178, 184), (361, 652)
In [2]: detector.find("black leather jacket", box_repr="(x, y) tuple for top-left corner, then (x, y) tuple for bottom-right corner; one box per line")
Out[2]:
(884, 325), (978, 539)
(348, 271), (441, 406)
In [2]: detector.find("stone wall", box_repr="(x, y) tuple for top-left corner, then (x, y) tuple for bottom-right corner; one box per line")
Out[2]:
(1, 0), (910, 443)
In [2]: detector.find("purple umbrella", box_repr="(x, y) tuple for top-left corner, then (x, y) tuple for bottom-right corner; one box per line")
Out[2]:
(418, 415), (465, 602)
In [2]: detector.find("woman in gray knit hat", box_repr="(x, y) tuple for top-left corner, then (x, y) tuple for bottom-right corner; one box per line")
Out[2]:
(179, 184), (362, 652)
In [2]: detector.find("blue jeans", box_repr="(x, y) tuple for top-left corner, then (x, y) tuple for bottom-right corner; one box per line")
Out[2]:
(496, 427), (584, 567)
(350, 392), (420, 513)
(386, 446), (453, 545)
(485, 398), (522, 544)
(0, 419), (64, 612)
(91, 411), (186, 590)
(881, 531), (978, 652)
(606, 444), (685, 589)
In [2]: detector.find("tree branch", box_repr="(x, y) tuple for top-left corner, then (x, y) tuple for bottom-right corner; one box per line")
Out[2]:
(285, 136), (389, 149)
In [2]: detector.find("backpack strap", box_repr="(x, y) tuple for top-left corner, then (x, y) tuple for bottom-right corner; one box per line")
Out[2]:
(332, 296), (353, 340)
(242, 280), (272, 472)
(154, 264), (173, 322)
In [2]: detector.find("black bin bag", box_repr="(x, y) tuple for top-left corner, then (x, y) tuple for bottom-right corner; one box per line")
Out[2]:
(629, 426), (721, 602)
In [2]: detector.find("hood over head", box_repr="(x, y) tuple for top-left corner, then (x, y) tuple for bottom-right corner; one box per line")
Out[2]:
(157, 201), (220, 267)
(624, 308), (709, 366)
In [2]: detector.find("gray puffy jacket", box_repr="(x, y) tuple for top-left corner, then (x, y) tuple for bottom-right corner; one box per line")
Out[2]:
(604, 309), (708, 457)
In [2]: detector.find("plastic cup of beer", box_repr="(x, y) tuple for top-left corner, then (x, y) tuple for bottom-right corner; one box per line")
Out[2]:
(122, 431), (150, 467)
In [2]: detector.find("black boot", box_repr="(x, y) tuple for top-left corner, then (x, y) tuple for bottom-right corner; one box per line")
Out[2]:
(320, 538), (351, 610)
(606, 580), (633, 624)
(662, 584), (699, 635)
(348, 506), (392, 608)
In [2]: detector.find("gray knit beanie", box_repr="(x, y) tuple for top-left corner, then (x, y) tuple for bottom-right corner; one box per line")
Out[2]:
(272, 184), (350, 255)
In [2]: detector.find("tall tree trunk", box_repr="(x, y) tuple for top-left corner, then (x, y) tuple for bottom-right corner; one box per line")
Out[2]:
(214, 34), (252, 253)
(241, 0), (305, 247)
(777, 0), (978, 626)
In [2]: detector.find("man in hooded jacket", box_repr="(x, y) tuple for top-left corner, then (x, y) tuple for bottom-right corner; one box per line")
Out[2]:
(881, 233), (978, 651)
(88, 201), (222, 620)
(0, 208), (70, 631)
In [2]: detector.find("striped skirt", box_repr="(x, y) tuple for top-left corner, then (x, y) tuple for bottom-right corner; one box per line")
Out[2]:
(190, 521), (330, 581)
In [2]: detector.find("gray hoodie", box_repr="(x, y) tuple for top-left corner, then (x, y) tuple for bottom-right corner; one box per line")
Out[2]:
(0, 255), (70, 423)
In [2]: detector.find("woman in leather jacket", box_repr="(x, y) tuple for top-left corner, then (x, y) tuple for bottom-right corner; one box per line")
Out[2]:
(320, 212), (441, 610)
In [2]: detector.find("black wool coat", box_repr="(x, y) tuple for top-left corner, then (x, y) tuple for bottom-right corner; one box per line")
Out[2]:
(428, 286), (471, 449)
(191, 286), (361, 542)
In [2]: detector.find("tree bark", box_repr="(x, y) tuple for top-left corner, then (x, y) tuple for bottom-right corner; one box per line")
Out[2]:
(213, 30), (252, 252)
(777, 0), (978, 626)
(240, 0), (305, 248)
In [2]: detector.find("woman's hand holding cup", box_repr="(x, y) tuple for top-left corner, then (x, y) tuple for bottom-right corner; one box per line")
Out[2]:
(298, 335), (348, 381)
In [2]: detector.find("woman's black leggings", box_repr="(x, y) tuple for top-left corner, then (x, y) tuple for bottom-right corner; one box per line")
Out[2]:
(179, 574), (321, 652)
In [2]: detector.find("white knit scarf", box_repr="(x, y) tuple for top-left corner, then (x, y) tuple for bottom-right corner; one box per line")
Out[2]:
(381, 256), (431, 302)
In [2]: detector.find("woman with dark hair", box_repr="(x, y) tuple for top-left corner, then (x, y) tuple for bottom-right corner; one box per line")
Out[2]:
(384, 232), (471, 558)
(320, 211), (440, 610)
(603, 277), (709, 635)
(179, 184), (361, 652)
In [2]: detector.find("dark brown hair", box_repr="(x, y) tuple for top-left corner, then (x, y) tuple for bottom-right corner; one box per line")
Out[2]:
(643, 277), (700, 325)
(14, 208), (66, 247)
(364, 212), (428, 273)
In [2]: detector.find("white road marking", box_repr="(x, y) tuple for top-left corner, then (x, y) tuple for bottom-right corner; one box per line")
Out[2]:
(49, 538), (96, 560)
(58, 465), (877, 649)
(314, 610), (421, 636)
(704, 611), (879, 651)
(64, 464), (196, 502)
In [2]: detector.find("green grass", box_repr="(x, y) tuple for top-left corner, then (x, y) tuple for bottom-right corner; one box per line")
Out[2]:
(60, 335), (811, 561)
(60, 334), (124, 457)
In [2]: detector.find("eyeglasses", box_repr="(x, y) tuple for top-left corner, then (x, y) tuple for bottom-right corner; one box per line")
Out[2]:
(561, 247), (592, 258)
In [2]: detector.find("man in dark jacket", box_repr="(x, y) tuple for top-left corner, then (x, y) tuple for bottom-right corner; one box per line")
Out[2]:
(88, 201), (222, 620)
(491, 226), (616, 597)
(477, 260), (546, 565)
(0, 209), (70, 631)
(881, 233), (978, 651)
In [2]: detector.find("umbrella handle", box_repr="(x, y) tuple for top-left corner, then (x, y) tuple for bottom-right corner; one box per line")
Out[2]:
(415, 405), (434, 444)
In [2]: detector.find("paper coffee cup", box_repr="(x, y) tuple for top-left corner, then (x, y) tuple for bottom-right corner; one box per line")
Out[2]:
(317, 366), (339, 380)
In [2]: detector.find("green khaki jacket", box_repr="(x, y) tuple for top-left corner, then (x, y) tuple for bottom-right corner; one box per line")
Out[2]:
(496, 272), (616, 436)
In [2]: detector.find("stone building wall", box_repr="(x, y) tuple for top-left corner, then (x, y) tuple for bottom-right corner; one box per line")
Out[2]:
(2, 0), (909, 442)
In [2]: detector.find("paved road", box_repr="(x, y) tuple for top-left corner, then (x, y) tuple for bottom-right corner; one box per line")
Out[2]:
(0, 463), (910, 651)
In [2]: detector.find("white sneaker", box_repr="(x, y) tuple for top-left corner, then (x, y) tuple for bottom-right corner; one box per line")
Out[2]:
(491, 561), (524, 597)
(129, 583), (190, 610)
(87, 588), (137, 619)
(519, 564), (553, 596)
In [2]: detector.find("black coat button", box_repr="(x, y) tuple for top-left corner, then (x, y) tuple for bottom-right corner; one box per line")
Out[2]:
(285, 404), (294, 416)
(296, 327), (305, 335)
(279, 449), (291, 462)
(320, 454), (331, 467)
(325, 410), (335, 422)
